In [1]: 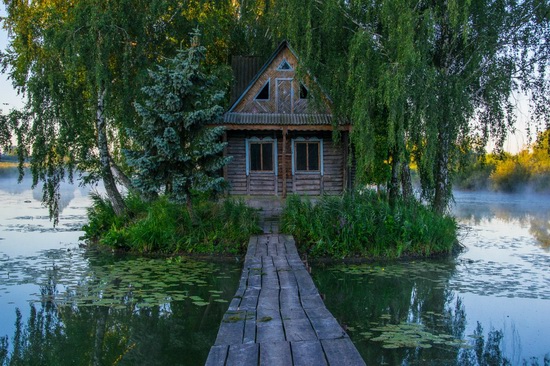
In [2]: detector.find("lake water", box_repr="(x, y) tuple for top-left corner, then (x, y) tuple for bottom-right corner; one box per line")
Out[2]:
(0, 167), (241, 365)
(1, 167), (549, 365)
(313, 190), (550, 365)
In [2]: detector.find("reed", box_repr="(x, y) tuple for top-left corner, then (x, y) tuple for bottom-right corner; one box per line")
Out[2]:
(82, 194), (262, 254)
(281, 191), (458, 259)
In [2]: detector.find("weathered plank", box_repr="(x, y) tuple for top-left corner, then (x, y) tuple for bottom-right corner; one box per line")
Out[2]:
(282, 309), (317, 342)
(256, 314), (285, 343)
(257, 288), (279, 310)
(321, 338), (366, 366)
(226, 343), (259, 366)
(215, 311), (246, 346)
(204, 345), (228, 366)
(206, 233), (365, 365)
(306, 307), (348, 340)
(260, 341), (292, 366)
(301, 294), (325, 309)
(243, 311), (257, 344)
(239, 287), (260, 311)
(291, 340), (328, 366)
(279, 287), (301, 311)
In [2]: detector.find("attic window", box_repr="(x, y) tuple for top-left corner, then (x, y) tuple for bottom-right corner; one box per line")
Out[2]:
(277, 59), (292, 71)
(299, 83), (308, 99)
(255, 81), (270, 100)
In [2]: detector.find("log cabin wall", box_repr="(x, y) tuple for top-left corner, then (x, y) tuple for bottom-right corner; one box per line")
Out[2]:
(225, 130), (347, 196)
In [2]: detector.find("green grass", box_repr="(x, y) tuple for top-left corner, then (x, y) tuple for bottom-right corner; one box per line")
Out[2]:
(281, 191), (458, 259)
(82, 193), (262, 255)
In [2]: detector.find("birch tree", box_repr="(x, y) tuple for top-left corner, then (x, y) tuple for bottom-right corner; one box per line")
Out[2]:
(0, 0), (183, 220)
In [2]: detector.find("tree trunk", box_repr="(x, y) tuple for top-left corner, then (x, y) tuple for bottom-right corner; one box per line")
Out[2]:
(401, 161), (413, 200)
(388, 152), (400, 208)
(433, 126), (451, 214)
(92, 307), (109, 366)
(111, 162), (132, 191)
(96, 87), (126, 216)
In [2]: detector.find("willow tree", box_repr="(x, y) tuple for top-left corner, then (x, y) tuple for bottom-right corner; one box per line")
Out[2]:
(0, 0), (191, 221)
(277, 0), (549, 213)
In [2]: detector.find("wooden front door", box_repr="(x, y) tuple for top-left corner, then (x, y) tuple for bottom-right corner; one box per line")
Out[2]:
(277, 79), (292, 114)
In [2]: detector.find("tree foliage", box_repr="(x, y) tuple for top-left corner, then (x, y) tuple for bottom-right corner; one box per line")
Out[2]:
(1, 0), (548, 218)
(1, 0), (180, 220)
(276, 0), (549, 212)
(1, 0), (276, 221)
(126, 32), (231, 207)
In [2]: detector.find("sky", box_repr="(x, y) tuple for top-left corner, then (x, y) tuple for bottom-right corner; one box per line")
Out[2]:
(0, 6), (25, 113)
(0, 5), (534, 154)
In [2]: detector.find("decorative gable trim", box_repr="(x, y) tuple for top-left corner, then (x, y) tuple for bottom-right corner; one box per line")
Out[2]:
(227, 41), (299, 113)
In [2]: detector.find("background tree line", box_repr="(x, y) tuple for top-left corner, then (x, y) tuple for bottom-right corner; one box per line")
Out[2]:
(1, 0), (548, 221)
(456, 129), (550, 193)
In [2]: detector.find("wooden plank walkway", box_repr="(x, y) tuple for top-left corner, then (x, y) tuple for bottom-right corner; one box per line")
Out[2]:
(205, 234), (366, 366)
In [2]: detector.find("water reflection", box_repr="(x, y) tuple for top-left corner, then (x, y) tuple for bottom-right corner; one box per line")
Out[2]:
(0, 167), (90, 217)
(0, 168), (243, 365)
(453, 190), (550, 250)
(313, 261), (467, 365)
(312, 260), (550, 365)
(0, 253), (241, 365)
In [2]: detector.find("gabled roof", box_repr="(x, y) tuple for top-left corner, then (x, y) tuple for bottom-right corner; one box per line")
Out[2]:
(219, 41), (349, 130)
(227, 40), (295, 113)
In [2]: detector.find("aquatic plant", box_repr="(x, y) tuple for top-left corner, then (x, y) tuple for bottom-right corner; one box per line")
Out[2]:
(281, 191), (458, 258)
(82, 194), (261, 254)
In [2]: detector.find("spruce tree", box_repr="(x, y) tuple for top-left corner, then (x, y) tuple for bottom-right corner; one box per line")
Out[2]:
(127, 31), (230, 209)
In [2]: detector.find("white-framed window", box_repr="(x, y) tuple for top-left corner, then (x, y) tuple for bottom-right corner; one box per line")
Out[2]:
(277, 59), (292, 71)
(245, 137), (278, 175)
(291, 137), (323, 175)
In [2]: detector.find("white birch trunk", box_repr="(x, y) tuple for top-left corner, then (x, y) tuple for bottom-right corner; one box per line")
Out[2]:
(96, 87), (126, 216)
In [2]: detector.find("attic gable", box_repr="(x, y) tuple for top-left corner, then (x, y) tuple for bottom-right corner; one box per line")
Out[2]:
(228, 41), (331, 115)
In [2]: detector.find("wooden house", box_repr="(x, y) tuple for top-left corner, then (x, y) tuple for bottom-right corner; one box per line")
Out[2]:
(218, 41), (351, 196)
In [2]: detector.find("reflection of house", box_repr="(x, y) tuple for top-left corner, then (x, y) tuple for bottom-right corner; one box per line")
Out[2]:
(218, 41), (352, 196)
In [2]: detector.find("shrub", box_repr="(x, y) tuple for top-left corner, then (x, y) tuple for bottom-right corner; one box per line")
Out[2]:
(490, 158), (530, 192)
(82, 194), (262, 255)
(281, 191), (458, 259)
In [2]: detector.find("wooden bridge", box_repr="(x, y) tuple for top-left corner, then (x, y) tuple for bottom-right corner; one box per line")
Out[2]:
(205, 234), (366, 365)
